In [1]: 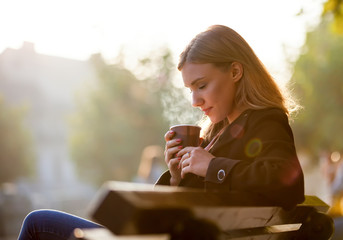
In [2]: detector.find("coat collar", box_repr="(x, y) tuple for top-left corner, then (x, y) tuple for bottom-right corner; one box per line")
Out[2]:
(209, 109), (251, 153)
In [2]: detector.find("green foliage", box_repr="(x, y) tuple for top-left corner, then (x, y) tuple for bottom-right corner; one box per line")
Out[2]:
(0, 96), (35, 183)
(290, 20), (343, 157)
(322, 0), (343, 34)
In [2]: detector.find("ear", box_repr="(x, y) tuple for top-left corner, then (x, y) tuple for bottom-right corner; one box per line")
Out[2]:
(230, 62), (243, 83)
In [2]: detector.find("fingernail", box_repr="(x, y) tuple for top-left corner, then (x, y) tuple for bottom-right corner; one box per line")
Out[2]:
(169, 130), (174, 134)
(178, 146), (183, 149)
(176, 139), (182, 143)
(178, 157), (182, 161)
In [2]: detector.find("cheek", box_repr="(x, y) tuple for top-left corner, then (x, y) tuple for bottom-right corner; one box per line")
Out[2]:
(213, 83), (231, 101)
(216, 83), (236, 108)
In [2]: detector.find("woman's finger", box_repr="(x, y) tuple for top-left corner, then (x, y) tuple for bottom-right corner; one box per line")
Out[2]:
(181, 157), (190, 168)
(178, 150), (192, 169)
(177, 147), (193, 158)
(166, 138), (182, 149)
(181, 164), (191, 179)
(168, 157), (180, 169)
(165, 146), (182, 164)
(164, 130), (175, 141)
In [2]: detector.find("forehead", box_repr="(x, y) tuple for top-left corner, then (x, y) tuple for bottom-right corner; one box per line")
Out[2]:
(181, 63), (216, 86)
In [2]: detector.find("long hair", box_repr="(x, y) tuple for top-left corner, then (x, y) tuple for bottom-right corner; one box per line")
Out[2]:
(178, 25), (300, 142)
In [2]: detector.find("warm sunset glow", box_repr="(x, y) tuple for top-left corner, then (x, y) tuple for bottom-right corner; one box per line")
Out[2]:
(0, 0), (325, 83)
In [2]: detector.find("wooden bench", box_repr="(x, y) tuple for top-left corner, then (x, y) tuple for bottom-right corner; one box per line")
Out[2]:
(70, 181), (334, 240)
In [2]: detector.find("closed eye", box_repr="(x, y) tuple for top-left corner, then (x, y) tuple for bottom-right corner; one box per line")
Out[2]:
(199, 84), (206, 90)
(188, 82), (207, 93)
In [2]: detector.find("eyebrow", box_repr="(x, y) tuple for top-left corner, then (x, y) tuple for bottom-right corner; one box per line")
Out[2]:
(187, 77), (205, 87)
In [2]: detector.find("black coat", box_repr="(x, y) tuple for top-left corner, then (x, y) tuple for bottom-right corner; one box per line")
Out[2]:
(156, 108), (305, 209)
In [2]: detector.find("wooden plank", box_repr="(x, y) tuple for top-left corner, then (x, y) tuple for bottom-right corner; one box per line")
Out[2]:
(69, 227), (297, 240)
(70, 228), (169, 240)
(87, 181), (333, 239)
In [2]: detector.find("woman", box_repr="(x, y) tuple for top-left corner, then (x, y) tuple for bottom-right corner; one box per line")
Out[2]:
(157, 25), (304, 209)
(17, 25), (304, 240)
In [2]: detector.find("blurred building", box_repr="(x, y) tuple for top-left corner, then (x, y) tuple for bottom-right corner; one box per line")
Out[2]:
(0, 42), (98, 236)
(134, 145), (165, 184)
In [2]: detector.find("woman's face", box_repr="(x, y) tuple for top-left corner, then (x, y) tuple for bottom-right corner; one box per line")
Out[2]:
(181, 62), (242, 123)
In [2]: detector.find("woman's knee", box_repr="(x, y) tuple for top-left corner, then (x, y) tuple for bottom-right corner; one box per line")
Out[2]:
(23, 210), (52, 227)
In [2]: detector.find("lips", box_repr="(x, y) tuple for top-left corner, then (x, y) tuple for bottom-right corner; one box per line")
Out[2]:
(202, 107), (212, 115)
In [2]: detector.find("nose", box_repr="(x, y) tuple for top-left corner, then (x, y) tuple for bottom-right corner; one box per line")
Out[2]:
(191, 92), (204, 108)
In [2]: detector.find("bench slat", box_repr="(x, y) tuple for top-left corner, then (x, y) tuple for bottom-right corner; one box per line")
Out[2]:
(86, 181), (333, 239)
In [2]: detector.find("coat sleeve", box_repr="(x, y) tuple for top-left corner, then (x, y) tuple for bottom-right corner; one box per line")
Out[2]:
(204, 109), (305, 209)
(155, 170), (171, 185)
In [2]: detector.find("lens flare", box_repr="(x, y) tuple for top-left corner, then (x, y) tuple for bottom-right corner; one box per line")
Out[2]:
(245, 138), (262, 157)
(331, 151), (341, 163)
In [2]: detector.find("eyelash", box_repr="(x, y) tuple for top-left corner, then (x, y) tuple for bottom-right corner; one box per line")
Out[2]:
(199, 84), (206, 89)
(189, 84), (206, 93)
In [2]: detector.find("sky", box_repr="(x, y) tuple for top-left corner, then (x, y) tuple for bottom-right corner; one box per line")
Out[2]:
(0, 0), (325, 85)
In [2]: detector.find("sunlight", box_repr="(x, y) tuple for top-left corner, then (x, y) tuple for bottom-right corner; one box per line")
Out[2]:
(0, 0), (325, 83)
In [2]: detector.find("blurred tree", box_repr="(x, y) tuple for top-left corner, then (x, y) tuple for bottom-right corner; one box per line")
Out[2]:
(69, 54), (168, 185)
(69, 48), (201, 186)
(322, 0), (343, 34)
(0, 96), (35, 184)
(290, 20), (343, 160)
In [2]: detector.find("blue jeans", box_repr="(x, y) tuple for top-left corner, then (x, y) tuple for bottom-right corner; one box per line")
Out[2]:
(17, 209), (103, 240)
(332, 216), (343, 240)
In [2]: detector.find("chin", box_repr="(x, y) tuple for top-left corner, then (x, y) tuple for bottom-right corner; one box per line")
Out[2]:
(209, 116), (226, 124)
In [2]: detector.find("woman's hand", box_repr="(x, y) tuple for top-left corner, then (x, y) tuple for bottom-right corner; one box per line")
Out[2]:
(164, 130), (183, 186)
(177, 147), (215, 179)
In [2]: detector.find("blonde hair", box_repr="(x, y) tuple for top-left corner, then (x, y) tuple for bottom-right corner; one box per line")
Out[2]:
(178, 25), (300, 141)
